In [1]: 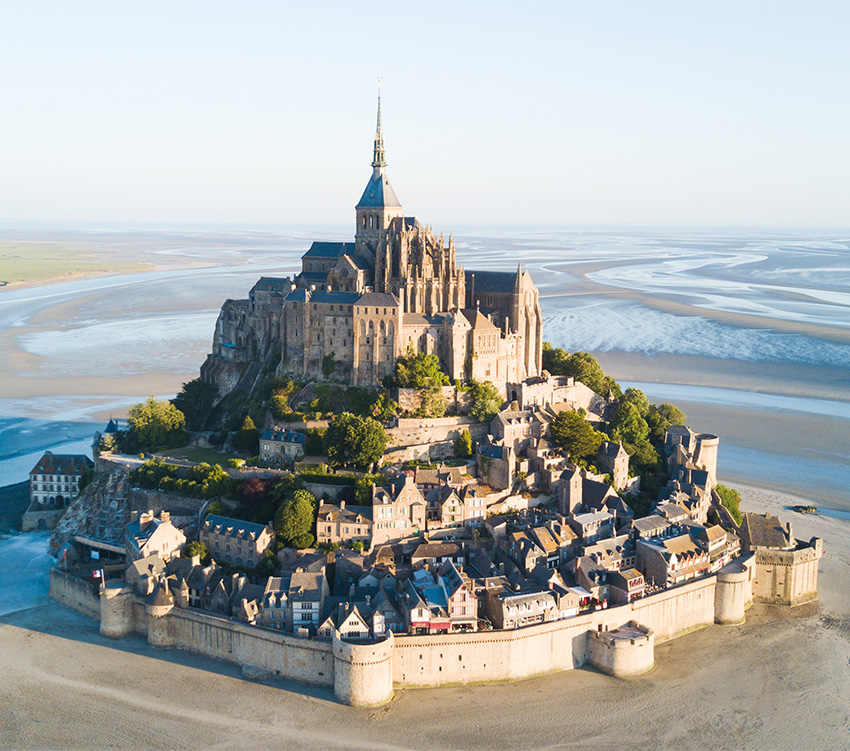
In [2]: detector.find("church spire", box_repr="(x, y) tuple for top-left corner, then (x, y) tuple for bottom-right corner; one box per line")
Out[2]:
(372, 78), (387, 169)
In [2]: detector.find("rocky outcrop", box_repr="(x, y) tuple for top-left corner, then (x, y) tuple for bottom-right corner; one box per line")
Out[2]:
(50, 472), (131, 553)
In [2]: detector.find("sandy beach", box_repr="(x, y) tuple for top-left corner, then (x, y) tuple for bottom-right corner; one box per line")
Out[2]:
(1, 485), (848, 751)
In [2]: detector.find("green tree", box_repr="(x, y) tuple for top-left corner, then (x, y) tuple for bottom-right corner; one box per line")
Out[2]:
(369, 390), (399, 422)
(610, 401), (650, 445)
(541, 344), (617, 396)
(128, 397), (187, 449)
(716, 484), (743, 525)
(468, 380), (502, 423)
(456, 429), (473, 458)
(646, 402), (687, 441)
(233, 415), (260, 454)
(621, 388), (650, 417)
(324, 413), (388, 470)
(549, 410), (604, 461)
(393, 346), (448, 417)
(275, 489), (316, 549)
(130, 456), (179, 488)
(182, 541), (208, 561)
(171, 378), (218, 431)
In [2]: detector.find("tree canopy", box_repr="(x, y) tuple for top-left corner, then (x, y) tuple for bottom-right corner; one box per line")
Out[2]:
(716, 484), (743, 525)
(455, 429), (473, 458)
(324, 412), (388, 469)
(233, 415), (260, 454)
(171, 378), (218, 431)
(274, 488), (316, 549)
(393, 347), (448, 417)
(541, 345), (618, 396)
(468, 380), (502, 423)
(128, 397), (187, 449)
(549, 410), (604, 461)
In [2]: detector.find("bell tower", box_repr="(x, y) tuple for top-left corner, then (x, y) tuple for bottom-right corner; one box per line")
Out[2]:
(355, 81), (404, 259)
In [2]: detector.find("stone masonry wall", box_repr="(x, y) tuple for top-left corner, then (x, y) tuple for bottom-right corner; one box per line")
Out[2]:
(49, 569), (100, 620)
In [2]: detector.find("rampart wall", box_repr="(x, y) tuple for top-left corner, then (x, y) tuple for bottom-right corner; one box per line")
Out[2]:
(49, 542), (818, 707)
(49, 569), (100, 619)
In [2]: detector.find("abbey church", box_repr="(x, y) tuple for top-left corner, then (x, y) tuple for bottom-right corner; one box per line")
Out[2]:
(203, 96), (543, 394)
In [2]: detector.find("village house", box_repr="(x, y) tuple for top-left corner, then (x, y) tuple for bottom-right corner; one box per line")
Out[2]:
(569, 510), (614, 544)
(289, 570), (328, 634)
(608, 568), (646, 604)
(199, 514), (274, 568)
(316, 501), (372, 546)
(636, 531), (711, 587)
(258, 576), (290, 631)
(483, 577), (558, 630)
(410, 541), (464, 569)
(125, 510), (186, 563)
(259, 427), (307, 465)
(371, 474), (426, 547)
(24, 452), (94, 531)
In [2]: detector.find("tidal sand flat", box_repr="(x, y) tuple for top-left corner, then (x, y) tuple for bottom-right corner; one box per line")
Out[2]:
(1, 487), (847, 751)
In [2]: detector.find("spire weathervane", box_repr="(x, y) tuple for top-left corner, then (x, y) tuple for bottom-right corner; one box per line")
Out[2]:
(372, 77), (387, 170)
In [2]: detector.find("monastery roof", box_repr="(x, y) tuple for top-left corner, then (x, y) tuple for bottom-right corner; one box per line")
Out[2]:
(388, 216), (422, 232)
(466, 269), (516, 294)
(30, 452), (93, 476)
(403, 312), (444, 326)
(302, 241), (355, 258)
(252, 277), (292, 292)
(357, 168), (403, 209)
(461, 308), (499, 331)
(288, 288), (362, 305)
(356, 292), (400, 307)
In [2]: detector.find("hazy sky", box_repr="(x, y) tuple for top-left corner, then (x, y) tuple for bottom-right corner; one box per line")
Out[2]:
(1, 1), (848, 228)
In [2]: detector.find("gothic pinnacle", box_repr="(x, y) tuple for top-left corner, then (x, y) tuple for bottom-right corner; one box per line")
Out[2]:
(372, 78), (387, 169)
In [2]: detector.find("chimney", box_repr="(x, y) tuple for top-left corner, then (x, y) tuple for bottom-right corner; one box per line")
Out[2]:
(340, 500), (346, 510)
(140, 510), (154, 525)
(159, 511), (170, 523)
(129, 510), (139, 523)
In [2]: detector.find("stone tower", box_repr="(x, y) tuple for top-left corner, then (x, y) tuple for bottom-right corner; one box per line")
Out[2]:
(355, 84), (404, 261)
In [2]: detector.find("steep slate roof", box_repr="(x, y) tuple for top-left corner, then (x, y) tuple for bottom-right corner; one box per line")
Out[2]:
(356, 292), (400, 307)
(357, 170), (402, 209)
(461, 309), (500, 331)
(466, 269), (516, 294)
(203, 514), (269, 541)
(303, 241), (355, 258)
(252, 277), (292, 292)
(30, 452), (93, 476)
(261, 428), (307, 444)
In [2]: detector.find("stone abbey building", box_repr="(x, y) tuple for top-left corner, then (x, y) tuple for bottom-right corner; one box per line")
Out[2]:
(202, 96), (543, 393)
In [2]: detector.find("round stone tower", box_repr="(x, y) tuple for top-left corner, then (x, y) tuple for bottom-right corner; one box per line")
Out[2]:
(332, 630), (394, 707)
(714, 554), (753, 625)
(145, 582), (175, 648)
(100, 583), (134, 638)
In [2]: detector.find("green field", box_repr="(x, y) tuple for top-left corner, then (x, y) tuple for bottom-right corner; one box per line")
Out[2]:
(0, 243), (151, 286)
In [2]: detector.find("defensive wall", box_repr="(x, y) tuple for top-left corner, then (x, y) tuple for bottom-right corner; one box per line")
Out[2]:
(387, 416), (488, 463)
(50, 562), (756, 706)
